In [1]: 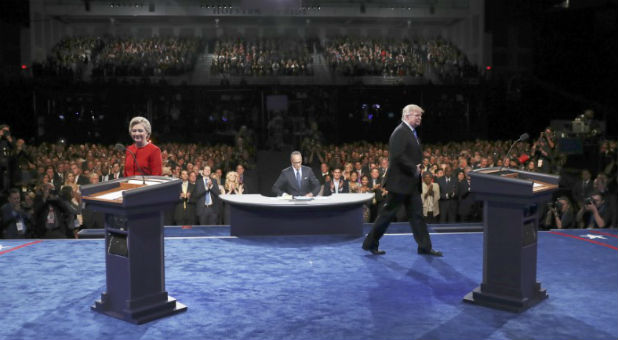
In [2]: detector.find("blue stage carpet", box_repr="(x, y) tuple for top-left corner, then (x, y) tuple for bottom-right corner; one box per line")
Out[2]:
(1, 229), (616, 340)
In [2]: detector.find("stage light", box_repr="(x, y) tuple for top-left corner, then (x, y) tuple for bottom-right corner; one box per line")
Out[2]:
(21, 64), (28, 70)
(486, 66), (492, 70)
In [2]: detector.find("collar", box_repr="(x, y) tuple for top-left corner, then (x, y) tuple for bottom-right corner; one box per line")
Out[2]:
(402, 120), (416, 133)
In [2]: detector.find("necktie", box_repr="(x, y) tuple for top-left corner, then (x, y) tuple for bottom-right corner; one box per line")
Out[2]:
(412, 129), (419, 143)
(205, 179), (211, 206)
(296, 170), (301, 189)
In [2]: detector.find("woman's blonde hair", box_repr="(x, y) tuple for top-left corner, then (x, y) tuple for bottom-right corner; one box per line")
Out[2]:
(129, 116), (152, 137)
(224, 171), (239, 192)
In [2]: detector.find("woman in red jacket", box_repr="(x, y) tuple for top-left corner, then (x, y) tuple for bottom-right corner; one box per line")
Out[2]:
(123, 116), (162, 177)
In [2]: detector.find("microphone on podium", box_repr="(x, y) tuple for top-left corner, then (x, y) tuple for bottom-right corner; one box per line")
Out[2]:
(500, 133), (529, 173)
(115, 143), (146, 185)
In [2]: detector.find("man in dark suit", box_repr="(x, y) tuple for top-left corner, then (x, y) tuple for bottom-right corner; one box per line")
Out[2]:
(368, 167), (385, 221)
(322, 168), (349, 196)
(272, 151), (321, 197)
(436, 165), (457, 223)
(236, 164), (256, 194)
(195, 165), (220, 225)
(362, 104), (442, 257)
(71, 163), (90, 186)
(110, 162), (122, 180)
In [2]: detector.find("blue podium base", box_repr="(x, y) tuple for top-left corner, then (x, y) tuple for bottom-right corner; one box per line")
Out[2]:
(463, 284), (548, 313)
(92, 294), (187, 324)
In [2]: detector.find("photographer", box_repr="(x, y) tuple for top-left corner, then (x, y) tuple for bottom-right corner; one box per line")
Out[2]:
(545, 196), (575, 229)
(531, 128), (555, 174)
(576, 192), (614, 229)
(33, 183), (79, 238)
(1, 188), (35, 238)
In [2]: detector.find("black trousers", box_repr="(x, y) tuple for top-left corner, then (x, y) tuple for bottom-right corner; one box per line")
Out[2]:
(364, 192), (432, 251)
(198, 205), (219, 225)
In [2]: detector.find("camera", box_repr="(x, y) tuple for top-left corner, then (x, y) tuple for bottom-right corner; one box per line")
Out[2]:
(584, 197), (594, 205)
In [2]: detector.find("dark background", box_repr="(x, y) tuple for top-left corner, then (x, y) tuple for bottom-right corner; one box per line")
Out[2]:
(1, 0), (616, 145)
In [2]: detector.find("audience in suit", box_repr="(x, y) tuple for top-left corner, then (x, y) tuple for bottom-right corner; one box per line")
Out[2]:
(174, 170), (196, 225)
(437, 165), (457, 223)
(322, 168), (349, 196)
(195, 166), (220, 225)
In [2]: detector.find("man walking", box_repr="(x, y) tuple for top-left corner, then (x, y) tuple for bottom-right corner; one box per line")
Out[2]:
(362, 104), (443, 257)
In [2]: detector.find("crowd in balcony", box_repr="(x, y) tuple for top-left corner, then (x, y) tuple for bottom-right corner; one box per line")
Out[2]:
(33, 36), (202, 78)
(32, 35), (480, 82)
(210, 38), (313, 76)
(324, 37), (425, 77)
(426, 37), (478, 82)
(92, 37), (202, 77)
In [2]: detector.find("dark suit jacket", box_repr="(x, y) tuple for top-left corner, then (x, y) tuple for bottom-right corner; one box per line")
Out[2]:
(194, 175), (221, 212)
(174, 182), (196, 223)
(383, 122), (422, 194)
(436, 176), (457, 200)
(75, 174), (90, 186)
(238, 172), (256, 194)
(322, 179), (350, 196)
(272, 165), (321, 196)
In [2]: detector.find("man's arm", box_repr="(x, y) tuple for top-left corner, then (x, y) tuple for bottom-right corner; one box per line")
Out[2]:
(307, 168), (321, 196)
(272, 171), (287, 196)
(590, 204), (607, 228)
(210, 178), (221, 197)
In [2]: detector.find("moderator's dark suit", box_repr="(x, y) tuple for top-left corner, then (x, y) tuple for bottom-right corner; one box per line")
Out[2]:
(364, 122), (433, 252)
(272, 165), (321, 196)
(194, 176), (221, 225)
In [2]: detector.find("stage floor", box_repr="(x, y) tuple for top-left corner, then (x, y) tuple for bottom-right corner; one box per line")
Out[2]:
(1, 228), (617, 340)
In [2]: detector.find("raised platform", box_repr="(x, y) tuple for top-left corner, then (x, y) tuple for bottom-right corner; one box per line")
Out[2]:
(78, 222), (483, 239)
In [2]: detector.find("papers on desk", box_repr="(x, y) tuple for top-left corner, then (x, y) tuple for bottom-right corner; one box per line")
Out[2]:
(292, 196), (314, 201)
(96, 190), (125, 200)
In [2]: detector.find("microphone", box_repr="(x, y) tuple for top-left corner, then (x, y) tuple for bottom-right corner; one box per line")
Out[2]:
(500, 133), (529, 173)
(115, 143), (146, 185)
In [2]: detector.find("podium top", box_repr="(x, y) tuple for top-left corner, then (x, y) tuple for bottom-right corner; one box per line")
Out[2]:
(81, 176), (181, 209)
(470, 167), (559, 198)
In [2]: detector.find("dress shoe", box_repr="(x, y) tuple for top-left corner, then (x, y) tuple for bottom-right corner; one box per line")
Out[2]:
(362, 243), (386, 255)
(417, 248), (443, 257)
(367, 248), (386, 255)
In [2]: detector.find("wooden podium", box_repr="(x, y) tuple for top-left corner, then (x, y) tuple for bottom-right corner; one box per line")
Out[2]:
(81, 176), (187, 324)
(463, 168), (558, 312)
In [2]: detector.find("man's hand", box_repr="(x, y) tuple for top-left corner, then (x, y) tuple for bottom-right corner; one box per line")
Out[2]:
(584, 202), (597, 212)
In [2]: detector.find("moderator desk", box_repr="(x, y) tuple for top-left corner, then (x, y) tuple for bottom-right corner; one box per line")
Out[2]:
(220, 193), (374, 236)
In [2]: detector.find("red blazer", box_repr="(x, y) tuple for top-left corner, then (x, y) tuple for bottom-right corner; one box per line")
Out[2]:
(124, 143), (162, 176)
